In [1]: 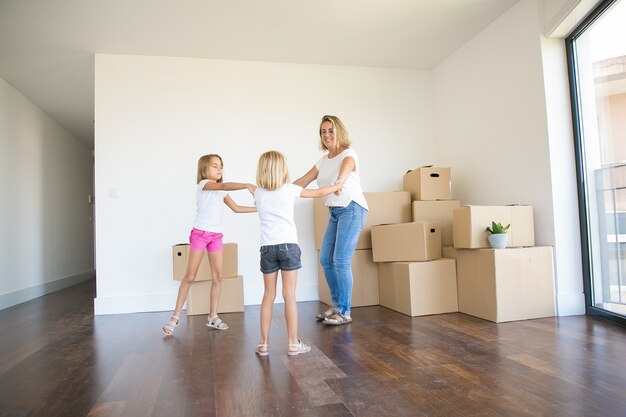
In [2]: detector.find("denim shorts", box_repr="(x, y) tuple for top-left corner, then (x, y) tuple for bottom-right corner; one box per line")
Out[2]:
(260, 243), (302, 274)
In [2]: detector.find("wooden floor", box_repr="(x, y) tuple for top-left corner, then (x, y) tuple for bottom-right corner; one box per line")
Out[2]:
(1, 281), (626, 417)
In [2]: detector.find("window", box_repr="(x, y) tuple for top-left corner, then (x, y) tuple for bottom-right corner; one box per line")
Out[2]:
(567, 0), (626, 326)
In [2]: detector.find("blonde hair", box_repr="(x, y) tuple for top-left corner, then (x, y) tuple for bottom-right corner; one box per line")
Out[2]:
(196, 154), (224, 184)
(256, 151), (290, 191)
(319, 115), (351, 151)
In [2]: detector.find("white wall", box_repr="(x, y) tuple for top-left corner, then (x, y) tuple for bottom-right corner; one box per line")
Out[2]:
(94, 54), (434, 314)
(0, 76), (94, 310)
(433, 0), (585, 315)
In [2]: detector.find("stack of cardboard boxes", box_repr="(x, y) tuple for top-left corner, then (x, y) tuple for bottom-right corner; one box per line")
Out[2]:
(314, 165), (556, 324)
(171, 243), (244, 314)
(445, 205), (555, 323)
(372, 167), (459, 317)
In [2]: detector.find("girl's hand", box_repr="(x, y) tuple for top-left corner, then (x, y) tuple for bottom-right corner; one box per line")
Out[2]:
(247, 184), (257, 195)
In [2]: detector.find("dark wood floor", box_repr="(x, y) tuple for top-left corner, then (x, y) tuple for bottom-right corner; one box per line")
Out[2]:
(1, 281), (626, 417)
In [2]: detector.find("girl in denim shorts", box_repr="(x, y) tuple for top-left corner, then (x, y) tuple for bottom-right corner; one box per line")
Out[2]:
(251, 151), (342, 357)
(162, 154), (256, 336)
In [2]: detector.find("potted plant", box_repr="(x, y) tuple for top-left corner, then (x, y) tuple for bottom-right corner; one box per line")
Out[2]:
(486, 221), (510, 249)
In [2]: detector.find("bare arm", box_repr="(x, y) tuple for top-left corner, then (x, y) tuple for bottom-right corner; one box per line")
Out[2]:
(300, 182), (342, 199)
(293, 165), (319, 188)
(224, 194), (257, 213)
(203, 181), (255, 192)
(335, 156), (355, 185)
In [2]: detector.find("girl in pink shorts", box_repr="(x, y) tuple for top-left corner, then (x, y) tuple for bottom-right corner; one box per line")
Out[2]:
(162, 154), (256, 335)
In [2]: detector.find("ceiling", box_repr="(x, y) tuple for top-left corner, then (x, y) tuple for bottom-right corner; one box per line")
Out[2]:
(0, 0), (520, 146)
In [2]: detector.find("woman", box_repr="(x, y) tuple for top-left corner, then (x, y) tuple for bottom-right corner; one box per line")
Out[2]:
(294, 115), (368, 326)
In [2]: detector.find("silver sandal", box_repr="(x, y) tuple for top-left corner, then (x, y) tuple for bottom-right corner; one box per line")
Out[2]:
(206, 315), (229, 330)
(316, 307), (337, 321)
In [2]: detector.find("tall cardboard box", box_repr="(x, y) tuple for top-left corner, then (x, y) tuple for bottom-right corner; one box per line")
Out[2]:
(317, 249), (379, 307)
(172, 243), (238, 281)
(452, 205), (535, 249)
(371, 221), (442, 262)
(412, 200), (461, 246)
(186, 276), (244, 315)
(403, 166), (452, 201)
(443, 246), (555, 323)
(378, 259), (458, 316)
(313, 191), (411, 250)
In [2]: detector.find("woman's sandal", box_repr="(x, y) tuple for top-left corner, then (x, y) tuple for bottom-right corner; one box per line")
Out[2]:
(162, 310), (181, 335)
(323, 313), (352, 326)
(206, 315), (229, 330)
(287, 340), (311, 356)
(316, 307), (337, 321)
(255, 343), (269, 357)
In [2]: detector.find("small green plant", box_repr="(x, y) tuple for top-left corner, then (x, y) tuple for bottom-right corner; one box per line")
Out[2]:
(486, 221), (510, 234)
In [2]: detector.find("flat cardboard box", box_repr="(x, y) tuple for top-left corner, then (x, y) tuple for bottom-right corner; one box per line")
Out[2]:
(313, 191), (411, 250)
(403, 166), (452, 201)
(452, 205), (535, 249)
(172, 243), (238, 281)
(186, 275), (244, 315)
(378, 258), (458, 316)
(412, 200), (461, 246)
(317, 249), (379, 307)
(443, 246), (555, 323)
(371, 221), (442, 262)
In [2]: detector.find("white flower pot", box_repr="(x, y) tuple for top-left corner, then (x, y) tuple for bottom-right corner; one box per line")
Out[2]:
(488, 233), (508, 249)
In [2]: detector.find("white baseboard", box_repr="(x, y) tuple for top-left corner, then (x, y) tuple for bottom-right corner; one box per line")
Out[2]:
(94, 283), (322, 315)
(556, 291), (586, 316)
(0, 270), (95, 311)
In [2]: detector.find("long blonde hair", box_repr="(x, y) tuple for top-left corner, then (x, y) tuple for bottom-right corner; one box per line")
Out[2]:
(319, 115), (351, 151)
(256, 151), (289, 191)
(196, 154), (224, 184)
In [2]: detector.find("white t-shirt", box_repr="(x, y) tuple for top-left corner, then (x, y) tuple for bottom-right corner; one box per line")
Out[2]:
(254, 183), (303, 246)
(315, 148), (368, 210)
(193, 179), (227, 233)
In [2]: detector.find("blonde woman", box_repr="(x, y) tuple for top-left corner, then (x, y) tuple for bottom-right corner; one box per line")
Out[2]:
(294, 115), (368, 326)
(162, 154), (256, 336)
(252, 151), (342, 356)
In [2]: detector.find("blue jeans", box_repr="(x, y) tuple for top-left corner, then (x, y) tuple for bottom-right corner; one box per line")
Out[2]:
(320, 201), (368, 316)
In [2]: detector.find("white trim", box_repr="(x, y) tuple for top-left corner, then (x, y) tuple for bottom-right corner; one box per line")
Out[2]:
(556, 291), (586, 316)
(95, 283), (322, 315)
(0, 271), (95, 310)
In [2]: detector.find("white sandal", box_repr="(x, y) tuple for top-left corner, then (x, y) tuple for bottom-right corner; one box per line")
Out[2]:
(206, 315), (229, 330)
(287, 340), (311, 356)
(255, 343), (269, 357)
(162, 310), (181, 335)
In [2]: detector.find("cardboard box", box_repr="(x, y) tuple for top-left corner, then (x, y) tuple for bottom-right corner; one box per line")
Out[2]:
(403, 166), (452, 201)
(412, 200), (461, 246)
(186, 276), (244, 315)
(378, 259), (458, 316)
(172, 243), (238, 281)
(371, 221), (442, 262)
(443, 246), (555, 323)
(317, 249), (379, 307)
(313, 191), (411, 250)
(452, 205), (535, 249)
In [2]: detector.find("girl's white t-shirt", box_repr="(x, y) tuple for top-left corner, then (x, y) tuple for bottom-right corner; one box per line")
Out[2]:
(193, 179), (227, 233)
(254, 183), (303, 246)
(315, 148), (368, 210)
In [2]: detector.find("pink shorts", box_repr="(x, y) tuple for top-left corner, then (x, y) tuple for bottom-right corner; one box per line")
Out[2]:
(189, 228), (223, 252)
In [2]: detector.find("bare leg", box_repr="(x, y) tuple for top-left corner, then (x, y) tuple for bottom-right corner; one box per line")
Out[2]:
(163, 249), (204, 335)
(207, 251), (224, 317)
(281, 269), (299, 345)
(260, 271), (278, 347)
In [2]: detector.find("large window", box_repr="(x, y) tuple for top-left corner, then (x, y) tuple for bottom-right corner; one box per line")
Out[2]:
(567, 0), (626, 326)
